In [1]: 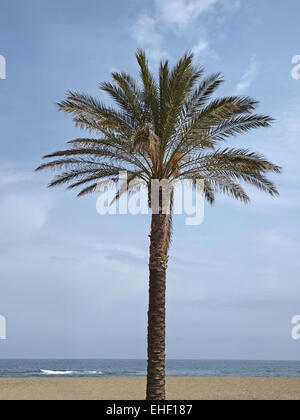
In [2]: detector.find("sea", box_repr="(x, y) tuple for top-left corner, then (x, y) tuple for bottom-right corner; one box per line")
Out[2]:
(0, 359), (300, 378)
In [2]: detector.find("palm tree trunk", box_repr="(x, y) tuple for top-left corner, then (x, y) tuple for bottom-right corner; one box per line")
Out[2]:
(146, 212), (168, 400)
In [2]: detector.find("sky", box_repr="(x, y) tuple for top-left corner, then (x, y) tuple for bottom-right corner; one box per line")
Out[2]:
(0, 0), (300, 359)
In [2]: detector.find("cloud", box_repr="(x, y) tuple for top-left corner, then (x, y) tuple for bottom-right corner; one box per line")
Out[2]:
(243, 188), (300, 211)
(0, 167), (53, 240)
(245, 98), (300, 188)
(192, 39), (218, 60)
(131, 14), (166, 62)
(256, 230), (294, 248)
(0, 162), (33, 187)
(131, 0), (241, 63)
(0, 172), (33, 187)
(236, 56), (259, 92)
(155, 0), (221, 29)
(222, 0), (241, 12)
(0, 193), (52, 240)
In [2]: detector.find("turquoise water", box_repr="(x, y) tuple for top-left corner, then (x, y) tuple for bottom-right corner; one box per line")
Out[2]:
(0, 359), (300, 378)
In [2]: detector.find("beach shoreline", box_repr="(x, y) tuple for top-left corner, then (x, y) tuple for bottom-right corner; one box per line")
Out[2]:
(0, 377), (299, 400)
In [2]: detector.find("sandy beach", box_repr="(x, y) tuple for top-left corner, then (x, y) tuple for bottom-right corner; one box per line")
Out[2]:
(0, 377), (299, 400)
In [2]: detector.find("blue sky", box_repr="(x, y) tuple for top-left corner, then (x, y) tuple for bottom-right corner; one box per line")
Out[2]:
(0, 0), (300, 359)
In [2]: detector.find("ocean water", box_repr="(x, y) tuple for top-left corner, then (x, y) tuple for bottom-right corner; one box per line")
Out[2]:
(0, 359), (300, 378)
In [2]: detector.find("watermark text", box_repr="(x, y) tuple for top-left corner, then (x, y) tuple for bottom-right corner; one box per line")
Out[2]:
(292, 55), (300, 80)
(0, 315), (6, 340)
(0, 55), (6, 80)
(96, 173), (205, 226)
(291, 315), (300, 340)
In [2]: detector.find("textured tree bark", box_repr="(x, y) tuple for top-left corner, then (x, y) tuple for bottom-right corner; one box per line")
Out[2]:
(146, 212), (168, 400)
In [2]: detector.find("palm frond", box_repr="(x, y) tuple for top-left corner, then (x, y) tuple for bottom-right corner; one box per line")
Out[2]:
(136, 49), (159, 132)
(100, 71), (144, 125)
(160, 52), (201, 147)
(206, 176), (250, 203)
(203, 179), (215, 205)
(183, 72), (224, 116)
(45, 162), (127, 188)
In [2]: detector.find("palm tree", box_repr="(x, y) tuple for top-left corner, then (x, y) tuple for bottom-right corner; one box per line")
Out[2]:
(36, 50), (281, 400)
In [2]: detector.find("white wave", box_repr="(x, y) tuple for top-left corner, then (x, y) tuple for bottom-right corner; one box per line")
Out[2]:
(40, 370), (74, 375)
(40, 369), (102, 376)
(86, 371), (102, 374)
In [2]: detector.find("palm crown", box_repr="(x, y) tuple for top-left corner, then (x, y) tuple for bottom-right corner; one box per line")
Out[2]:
(36, 50), (280, 209)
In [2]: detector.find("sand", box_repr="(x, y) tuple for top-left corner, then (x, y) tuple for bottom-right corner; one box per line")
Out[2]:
(0, 377), (299, 400)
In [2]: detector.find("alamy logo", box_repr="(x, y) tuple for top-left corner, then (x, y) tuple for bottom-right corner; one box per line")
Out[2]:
(96, 172), (205, 226)
(291, 315), (300, 340)
(292, 55), (300, 80)
(0, 55), (6, 80)
(0, 315), (6, 340)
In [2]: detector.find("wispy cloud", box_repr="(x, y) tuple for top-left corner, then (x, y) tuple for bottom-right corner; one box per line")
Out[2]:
(0, 168), (53, 240)
(131, 0), (239, 62)
(192, 39), (218, 60)
(236, 56), (259, 92)
(0, 171), (33, 187)
(155, 0), (222, 29)
(257, 230), (294, 248)
(0, 193), (52, 239)
(0, 162), (34, 187)
(222, 0), (241, 12)
(131, 14), (166, 62)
